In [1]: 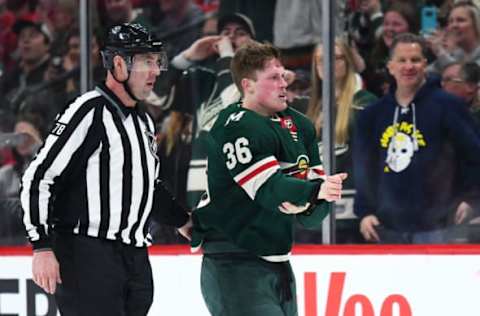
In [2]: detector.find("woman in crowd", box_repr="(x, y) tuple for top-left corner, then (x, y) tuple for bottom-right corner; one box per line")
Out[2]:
(307, 37), (377, 188)
(364, 1), (419, 96)
(428, 1), (480, 73)
(297, 38), (376, 243)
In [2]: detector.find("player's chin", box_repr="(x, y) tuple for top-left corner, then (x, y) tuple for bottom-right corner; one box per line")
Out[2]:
(277, 99), (288, 111)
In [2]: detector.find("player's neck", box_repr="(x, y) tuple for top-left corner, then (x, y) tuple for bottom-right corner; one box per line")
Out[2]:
(242, 99), (271, 117)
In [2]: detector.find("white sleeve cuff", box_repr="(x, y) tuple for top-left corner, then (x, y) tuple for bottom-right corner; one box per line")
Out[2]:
(171, 53), (194, 70)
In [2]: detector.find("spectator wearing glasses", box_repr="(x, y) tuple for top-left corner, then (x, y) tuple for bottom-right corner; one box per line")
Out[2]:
(441, 60), (480, 112)
(296, 38), (376, 243)
(306, 38), (377, 190)
(441, 60), (480, 231)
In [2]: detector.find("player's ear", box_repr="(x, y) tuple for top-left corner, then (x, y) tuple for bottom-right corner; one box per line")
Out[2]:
(241, 78), (254, 95)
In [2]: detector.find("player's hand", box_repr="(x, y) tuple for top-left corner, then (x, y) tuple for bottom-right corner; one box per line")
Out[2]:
(177, 215), (193, 241)
(317, 173), (348, 202)
(279, 202), (311, 214)
(425, 29), (447, 57)
(32, 250), (61, 294)
(183, 35), (222, 61)
(359, 215), (380, 242)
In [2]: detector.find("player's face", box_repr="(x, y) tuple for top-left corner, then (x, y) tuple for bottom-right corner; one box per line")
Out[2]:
(387, 42), (427, 91)
(127, 53), (162, 100)
(249, 58), (289, 116)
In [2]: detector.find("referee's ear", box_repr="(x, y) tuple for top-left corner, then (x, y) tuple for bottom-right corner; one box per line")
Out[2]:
(112, 55), (129, 81)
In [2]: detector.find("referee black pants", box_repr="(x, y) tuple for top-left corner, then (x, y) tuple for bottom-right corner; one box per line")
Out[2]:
(53, 233), (153, 316)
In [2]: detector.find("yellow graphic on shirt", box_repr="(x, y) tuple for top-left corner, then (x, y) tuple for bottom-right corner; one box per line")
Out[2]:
(380, 123), (426, 173)
(381, 122), (426, 148)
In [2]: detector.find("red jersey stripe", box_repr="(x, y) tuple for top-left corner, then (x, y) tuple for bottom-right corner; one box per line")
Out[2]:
(237, 160), (279, 186)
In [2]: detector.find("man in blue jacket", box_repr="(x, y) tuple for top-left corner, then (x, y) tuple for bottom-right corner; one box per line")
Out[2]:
(353, 33), (480, 243)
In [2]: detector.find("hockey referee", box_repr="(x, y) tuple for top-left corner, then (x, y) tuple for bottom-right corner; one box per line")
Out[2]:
(20, 23), (191, 315)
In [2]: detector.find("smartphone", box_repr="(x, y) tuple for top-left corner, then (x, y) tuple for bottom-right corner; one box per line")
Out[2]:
(421, 6), (438, 36)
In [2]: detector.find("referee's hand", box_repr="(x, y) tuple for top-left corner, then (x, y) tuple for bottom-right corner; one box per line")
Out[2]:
(32, 250), (62, 294)
(177, 215), (193, 241)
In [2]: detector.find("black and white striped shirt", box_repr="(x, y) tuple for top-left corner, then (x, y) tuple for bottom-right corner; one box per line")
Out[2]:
(21, 84), (163, 249)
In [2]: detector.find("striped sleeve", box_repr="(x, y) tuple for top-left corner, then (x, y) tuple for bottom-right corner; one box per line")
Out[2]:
(233, 156), (280, 199)
(215, 113), (320, 211)
(20, 92), (98, 249)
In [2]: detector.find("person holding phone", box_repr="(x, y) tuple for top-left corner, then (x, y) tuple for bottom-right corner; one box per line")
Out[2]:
(421, 5), (438, 37)
(427, 1), (480, 74)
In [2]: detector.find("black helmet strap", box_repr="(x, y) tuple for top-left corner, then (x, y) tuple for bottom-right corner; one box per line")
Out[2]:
(123, 78), (140, 102)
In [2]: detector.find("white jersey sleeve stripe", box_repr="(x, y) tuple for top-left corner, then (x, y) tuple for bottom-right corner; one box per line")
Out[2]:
(307, 164), (326, 180)
(103, 109), (123, 239)
(21, 101), (96, 242)
(233, 156), (280, 200)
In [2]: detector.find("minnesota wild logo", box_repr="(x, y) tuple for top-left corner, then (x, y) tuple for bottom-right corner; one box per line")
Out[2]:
(281, 155), (310, 179)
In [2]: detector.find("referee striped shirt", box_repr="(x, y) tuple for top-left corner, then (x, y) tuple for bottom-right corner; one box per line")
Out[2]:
(21, 84), (159, 249)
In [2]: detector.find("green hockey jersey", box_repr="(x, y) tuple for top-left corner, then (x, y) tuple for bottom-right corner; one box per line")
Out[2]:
(191, 102), (331, 257)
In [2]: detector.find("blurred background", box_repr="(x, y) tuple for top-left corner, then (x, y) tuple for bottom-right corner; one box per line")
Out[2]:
(2, 0), (480, 246)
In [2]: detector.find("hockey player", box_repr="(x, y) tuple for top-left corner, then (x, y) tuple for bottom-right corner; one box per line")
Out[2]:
(191, 41), (347, 316)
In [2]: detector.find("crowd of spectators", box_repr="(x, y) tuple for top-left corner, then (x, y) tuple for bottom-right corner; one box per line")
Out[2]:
(2, 0), (480, 245)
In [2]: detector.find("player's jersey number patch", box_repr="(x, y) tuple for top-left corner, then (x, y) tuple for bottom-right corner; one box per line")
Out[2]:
(223, 137), (252, 169)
